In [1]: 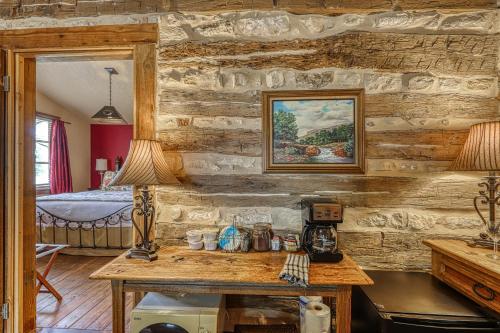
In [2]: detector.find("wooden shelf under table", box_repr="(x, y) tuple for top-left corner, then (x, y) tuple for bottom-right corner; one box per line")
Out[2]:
(90, 246), (373, 333)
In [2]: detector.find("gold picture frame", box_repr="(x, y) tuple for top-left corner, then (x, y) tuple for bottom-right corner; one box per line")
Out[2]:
(262, 89), (365, 174)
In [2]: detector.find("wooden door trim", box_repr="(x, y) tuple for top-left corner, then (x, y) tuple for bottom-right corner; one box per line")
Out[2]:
(4, 24), (158, 333)
(4, 50), (15, 333)
(0, 49), (6, 333)
(0, 24), (158, 50)
(14, 54), (37, 333)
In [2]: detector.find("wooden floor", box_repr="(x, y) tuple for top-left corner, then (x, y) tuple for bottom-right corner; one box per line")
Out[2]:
(36, 255), (133, 333)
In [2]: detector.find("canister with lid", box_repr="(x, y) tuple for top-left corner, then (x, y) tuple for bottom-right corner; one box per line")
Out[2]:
(252, 223), (272, 251)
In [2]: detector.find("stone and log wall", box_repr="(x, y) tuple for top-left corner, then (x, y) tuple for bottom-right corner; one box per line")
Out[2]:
(1, 2), (498, 271)
(155, 8), (499, 271)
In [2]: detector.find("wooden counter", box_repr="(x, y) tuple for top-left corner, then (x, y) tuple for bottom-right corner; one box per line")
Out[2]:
(90, 246), (373, 333)
(424, 239), (500, 314)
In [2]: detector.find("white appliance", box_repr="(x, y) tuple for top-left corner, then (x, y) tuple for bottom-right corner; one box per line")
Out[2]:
(131, 292), (225, 333)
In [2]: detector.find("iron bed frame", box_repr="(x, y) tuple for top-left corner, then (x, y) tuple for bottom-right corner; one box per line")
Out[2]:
(36, 204), (133, 249)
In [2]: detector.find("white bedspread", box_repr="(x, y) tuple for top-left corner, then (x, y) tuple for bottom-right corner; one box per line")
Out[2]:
(36, 190), (133, 222)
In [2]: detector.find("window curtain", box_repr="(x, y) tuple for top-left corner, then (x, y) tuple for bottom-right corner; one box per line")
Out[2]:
(49, 119), (73, 194)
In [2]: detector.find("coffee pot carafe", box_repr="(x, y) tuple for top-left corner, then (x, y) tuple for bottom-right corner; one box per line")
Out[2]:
(301, 200), (343, 263)
(311, 225), (337, 253)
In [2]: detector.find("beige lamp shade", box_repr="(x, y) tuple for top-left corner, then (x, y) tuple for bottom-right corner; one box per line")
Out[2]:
(96, 158), (108, 171)
(109, 139), (179, 186)
(449, 121), (500, 171)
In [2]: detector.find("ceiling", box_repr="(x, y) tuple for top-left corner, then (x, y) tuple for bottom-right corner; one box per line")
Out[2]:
(36, 59), (134, 124)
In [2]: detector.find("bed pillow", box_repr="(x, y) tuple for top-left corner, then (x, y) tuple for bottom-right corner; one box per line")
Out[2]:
(101, 171), (116, 189)
(102, 171), (132, 191)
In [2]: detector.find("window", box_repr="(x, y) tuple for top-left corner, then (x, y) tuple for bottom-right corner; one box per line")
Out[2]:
(35, 116), (52, 187)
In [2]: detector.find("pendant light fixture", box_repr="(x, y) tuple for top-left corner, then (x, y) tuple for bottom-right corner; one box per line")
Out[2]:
(92, 67), (126, 124)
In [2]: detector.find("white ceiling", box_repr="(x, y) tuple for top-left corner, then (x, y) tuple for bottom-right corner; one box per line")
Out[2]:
(36, 60), (134, 124)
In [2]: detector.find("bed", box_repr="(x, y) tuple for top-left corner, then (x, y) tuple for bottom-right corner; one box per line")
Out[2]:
(36, 190), (133, 250)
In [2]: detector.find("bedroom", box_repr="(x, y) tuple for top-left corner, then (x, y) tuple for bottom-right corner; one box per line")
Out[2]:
(34, 58), (135, 331)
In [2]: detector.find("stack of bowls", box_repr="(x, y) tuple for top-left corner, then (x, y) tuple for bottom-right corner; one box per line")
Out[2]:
(186, 230), (203, 250)
(202, 229), (218, 251)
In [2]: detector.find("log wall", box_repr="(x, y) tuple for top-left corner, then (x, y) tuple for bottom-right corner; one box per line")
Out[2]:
(154, 8), (499, 271)
(1, 2), (498, 271)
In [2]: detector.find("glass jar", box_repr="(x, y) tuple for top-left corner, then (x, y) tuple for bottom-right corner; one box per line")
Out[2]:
(240, 230), (251, 252)
(284, 234), (299, 252)
(252, 223), (272, 251)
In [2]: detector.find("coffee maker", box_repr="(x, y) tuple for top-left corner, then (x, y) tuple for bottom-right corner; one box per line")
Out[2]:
(301, 199), (343, 263)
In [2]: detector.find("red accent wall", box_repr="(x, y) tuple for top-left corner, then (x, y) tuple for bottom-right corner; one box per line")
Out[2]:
(90, 124), (133, 189)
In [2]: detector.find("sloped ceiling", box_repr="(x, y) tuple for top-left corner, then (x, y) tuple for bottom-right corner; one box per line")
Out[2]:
(36, 60), (134, 124)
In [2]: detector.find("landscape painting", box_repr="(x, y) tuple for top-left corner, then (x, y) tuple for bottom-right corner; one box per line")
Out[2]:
(262, 90), (365, 174)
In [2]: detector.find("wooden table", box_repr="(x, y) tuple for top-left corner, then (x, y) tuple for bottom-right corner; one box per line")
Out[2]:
(424, 239), (500, 314)
(90, 246), (373, 333)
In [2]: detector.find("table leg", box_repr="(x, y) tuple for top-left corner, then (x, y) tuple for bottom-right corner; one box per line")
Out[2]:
(336, 285), (352, 333)
(111, 280), (125, 333)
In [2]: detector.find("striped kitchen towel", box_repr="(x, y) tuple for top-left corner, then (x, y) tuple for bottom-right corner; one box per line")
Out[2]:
(279, 254), (310, 287)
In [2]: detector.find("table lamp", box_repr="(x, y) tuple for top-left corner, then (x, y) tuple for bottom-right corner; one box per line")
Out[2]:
(449, 121), (499, 243)
(109, 139), (179, 261)
(95, 158), (108, 190)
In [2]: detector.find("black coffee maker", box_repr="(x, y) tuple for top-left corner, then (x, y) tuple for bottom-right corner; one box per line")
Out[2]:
(301, 199), (343, 263)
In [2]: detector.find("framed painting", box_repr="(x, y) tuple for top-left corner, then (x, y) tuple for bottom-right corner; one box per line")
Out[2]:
(262, 89), (365, 174)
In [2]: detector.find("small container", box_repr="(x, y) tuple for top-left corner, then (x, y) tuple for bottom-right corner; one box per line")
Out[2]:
(240, 231), (251, 252)
(284, 234), (299, 252)
(219, 225), (241, 252)
(186, 230), (202, 243)
(271, 236), (281, 251)
(188, 240), (204, 250)
(202, 229), (218, 242)
(252, 223), (272, 252)
(204, 240), (218, 251)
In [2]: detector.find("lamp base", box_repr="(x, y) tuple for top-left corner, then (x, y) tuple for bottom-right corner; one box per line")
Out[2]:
(472, 172), (499, 248)
(126, 246), (158, 261)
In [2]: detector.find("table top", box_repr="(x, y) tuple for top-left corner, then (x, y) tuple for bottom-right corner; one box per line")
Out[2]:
(424, 239), (500, 278)
(90, 246), (373, 287)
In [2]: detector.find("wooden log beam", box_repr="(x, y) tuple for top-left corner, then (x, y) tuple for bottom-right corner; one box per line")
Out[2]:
(159, 89), (261, 117)
(365, 94), (499, 119)
(1, 0), (496, 18)
(155, 189), (478, 210)
(160, 33), (498, 75)
(158, 128), (468, 160)
(159, 128), (262, 156)
(0, 24), (158, 50)
(166, 0), (496, 13)
(160, 173), (480, 208)
(366, 129), (469, 161)
(158, 90), (497, 120)
(178, 174), (430, 194)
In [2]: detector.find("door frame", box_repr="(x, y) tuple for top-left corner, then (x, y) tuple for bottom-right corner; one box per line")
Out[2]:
(0, 23), (159, 333)
(0, 49), (6, 333)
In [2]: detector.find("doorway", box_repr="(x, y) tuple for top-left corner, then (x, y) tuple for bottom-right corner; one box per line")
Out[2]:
(0, 24), (158, 333)
(36, 56), (135, 332)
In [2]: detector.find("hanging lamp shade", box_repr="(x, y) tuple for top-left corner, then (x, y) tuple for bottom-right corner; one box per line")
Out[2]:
(449, 121), (500, 171)
(92, 67), (127, 124)
(92, 105), (125, 123)
(109, 139), (179, 186)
